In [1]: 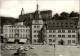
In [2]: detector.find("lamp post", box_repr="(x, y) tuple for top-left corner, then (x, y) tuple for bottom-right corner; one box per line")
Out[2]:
(54, 44), (56, 56)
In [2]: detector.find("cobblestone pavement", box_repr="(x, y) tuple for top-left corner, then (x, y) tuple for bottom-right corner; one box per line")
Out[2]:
(1, 45), (80, 56)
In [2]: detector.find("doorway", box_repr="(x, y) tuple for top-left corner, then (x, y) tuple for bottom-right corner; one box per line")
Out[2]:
(58, 39), (64, 45)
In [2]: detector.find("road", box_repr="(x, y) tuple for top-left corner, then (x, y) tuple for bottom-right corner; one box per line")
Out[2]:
(1, 45), (80, 56)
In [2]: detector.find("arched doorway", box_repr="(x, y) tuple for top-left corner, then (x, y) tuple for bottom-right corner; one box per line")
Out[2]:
(58, 39), (64, 45)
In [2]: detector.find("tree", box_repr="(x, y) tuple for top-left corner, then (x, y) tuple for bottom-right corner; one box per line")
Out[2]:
(53, 13), (59, 20)
(60, 12), (69, 20)
(69, 11), (79, 17)
(60, 12), (69, 17)
(38, 24), (47, 45)
(38, 27), (45, 44)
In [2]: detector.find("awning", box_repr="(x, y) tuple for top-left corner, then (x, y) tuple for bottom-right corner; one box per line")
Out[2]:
(8, 38), (15, 42)
(19, 39), (27, 43)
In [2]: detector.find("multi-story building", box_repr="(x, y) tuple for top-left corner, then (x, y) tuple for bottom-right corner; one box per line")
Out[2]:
(31, 4), (45, 44)
(47, 19), (78, 45)
(3, 22), (30, 44)
(32, 19), (44, 44)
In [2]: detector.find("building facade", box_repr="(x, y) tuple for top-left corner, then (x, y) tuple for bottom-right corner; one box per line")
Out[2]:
(31, 3), (44, 44)
(3, 22), (30, 44)
(47, 20), (78, 45)
(32, 20), (44, 44)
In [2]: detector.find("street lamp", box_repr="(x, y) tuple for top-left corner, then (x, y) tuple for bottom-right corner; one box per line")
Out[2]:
(54, 44), (56, 56)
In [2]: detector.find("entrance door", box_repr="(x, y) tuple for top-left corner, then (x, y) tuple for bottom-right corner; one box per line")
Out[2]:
(58, 39), (64, 45)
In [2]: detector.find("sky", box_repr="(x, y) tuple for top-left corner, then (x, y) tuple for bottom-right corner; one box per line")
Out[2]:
(0, 0), (79, 18)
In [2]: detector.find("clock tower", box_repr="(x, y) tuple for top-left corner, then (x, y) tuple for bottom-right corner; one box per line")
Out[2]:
(31, 2), (44, 44)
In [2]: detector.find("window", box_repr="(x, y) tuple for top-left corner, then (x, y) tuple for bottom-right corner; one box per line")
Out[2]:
(68, 40), (71, 44)
(21, 29), (23, 32)
(53, 30), (55, 33)
(58, 30), (61, 33)
(75, 23), (77, 25)
(62, 35), (65, 37)
(12, 29), (13, 32)
(34, 39), (37, 42)
(72, 30), (75, 33)
(49, 30), (52, 33)
(49, 39), (52, 42)
(57, 23), (59, 27)
(58, 35), (61, 37)
(35, 35), (38, 37)
(68, 35), (71, 37)
(65, 23), (68, 25)
(72, 35), (75, 38)
(66, 26), (68, 27)
(34, 30), (36, 33)
(23, 29), (25, 32)
(70, 26), (73, 28)
(34, 35), (36, 37)
(10, 29), (11, 32)
(53, 40), (55, 42)
(5, 34), (7, 37)
(62, 30), (65, 33)
(68, 30), (71, 33)
(53, 35), (56, 37)
(72, 40), (75, 43)
(34, 26), (36, 28)
(37, 26), (40, 28)
(26, 30), (27, 32)
(38, 35), (40, 37)
(49, 35), (52, 37)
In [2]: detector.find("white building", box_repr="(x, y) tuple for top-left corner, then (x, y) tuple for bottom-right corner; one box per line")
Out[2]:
(32, 20), (44, 44)
(3, 22), (30, 44)
(47, 20), (78, 45)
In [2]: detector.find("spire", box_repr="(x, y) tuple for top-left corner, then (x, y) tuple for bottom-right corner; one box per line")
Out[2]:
(37, 3), (39, 11)
(21, 8), (24, 15)
(34, 0), (41, 19)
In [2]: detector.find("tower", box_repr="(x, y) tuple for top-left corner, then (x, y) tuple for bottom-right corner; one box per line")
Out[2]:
(34, 1), (41, 19)
(31, 0), (44, 44)
(21, 8), (24, 15)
